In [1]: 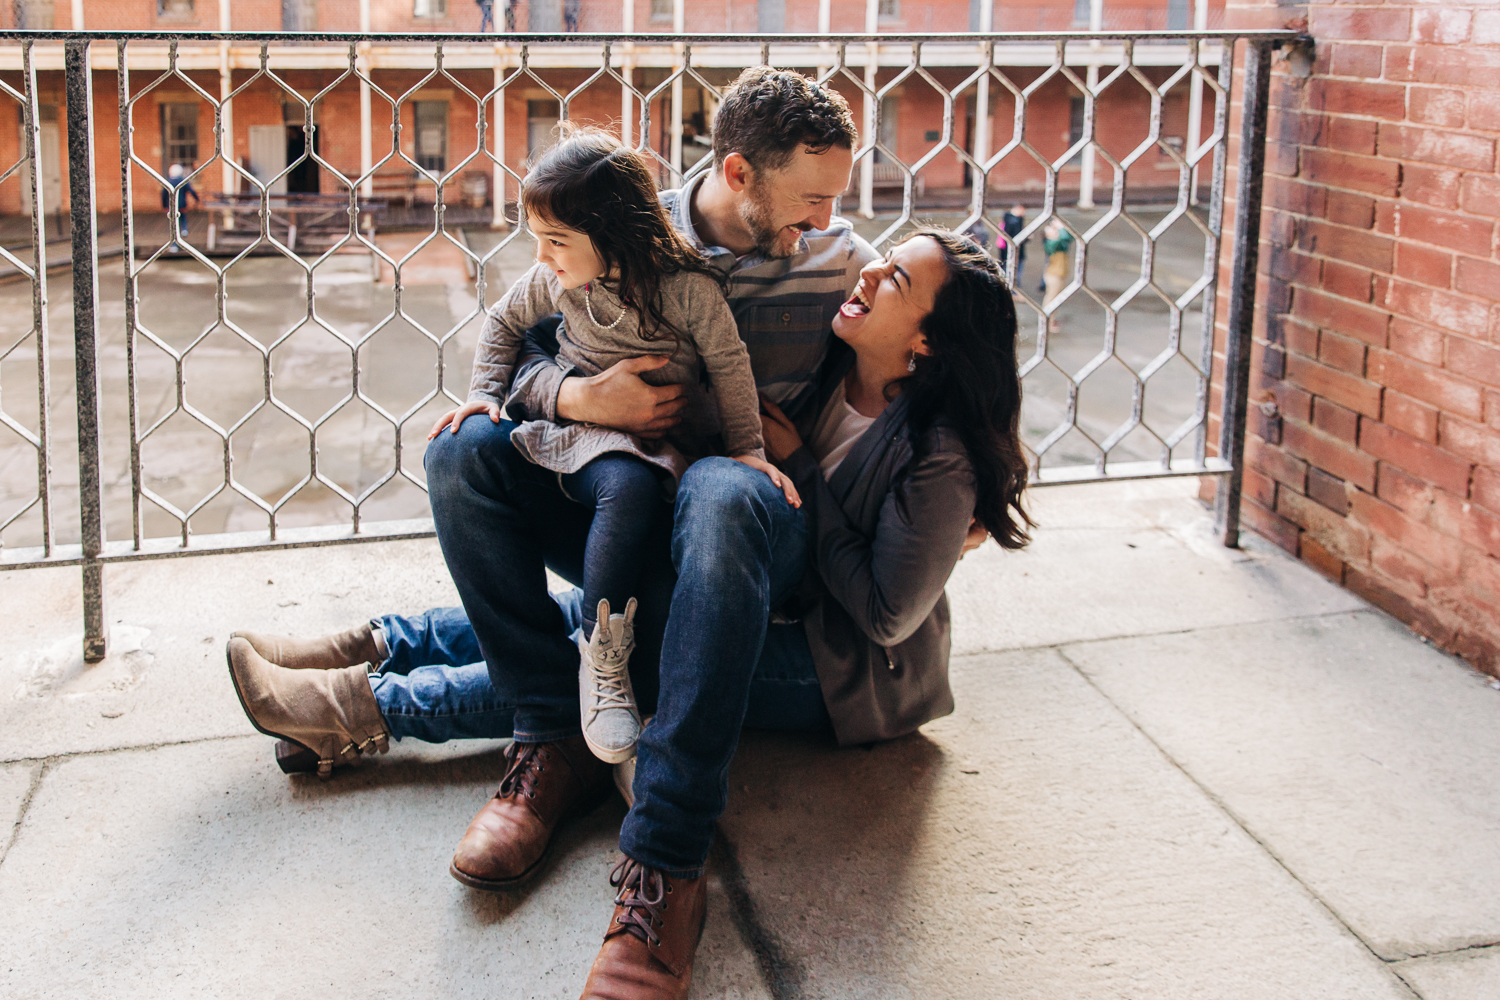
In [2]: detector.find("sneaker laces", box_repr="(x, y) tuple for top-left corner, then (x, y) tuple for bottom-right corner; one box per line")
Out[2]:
(584, 636), (634, 720)
(497, 742), (549, 800)
(609, 857), (669, 948)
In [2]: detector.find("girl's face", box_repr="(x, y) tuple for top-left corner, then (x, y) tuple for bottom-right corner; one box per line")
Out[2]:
(528, 211), (606, 289)
(832, 235), (947, 362)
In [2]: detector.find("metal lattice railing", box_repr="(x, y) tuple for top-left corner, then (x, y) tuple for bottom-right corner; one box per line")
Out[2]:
(0, 29), (1294, 660)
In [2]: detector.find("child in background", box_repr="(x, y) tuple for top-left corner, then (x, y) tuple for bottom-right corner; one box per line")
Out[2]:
(1041, 219), (1074, 332)
(428, 127), (797, 764)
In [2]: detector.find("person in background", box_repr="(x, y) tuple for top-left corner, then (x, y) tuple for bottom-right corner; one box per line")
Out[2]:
(477, 0), (494, 32)
(503, 0), (516, 31)
(1002, 203), (1026, 283)
(161, 162), (199, 249)
(1041, 218), (1074, 333)
(565, 0), (580, 30)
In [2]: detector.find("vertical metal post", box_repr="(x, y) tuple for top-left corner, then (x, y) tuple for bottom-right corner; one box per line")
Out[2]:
(493, 55), (507, 229)
(118, 41), (142, 551)
(1214, 39), (1273, 548)
(20, 43), (53, 559)
(66, 38), (109, 661)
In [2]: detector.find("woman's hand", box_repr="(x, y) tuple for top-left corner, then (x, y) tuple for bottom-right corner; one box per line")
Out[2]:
(428, 400), (500, 440)
(734, 455), (801, 509)
(958, 517), (988, 559)
(758, 394), (803, 463)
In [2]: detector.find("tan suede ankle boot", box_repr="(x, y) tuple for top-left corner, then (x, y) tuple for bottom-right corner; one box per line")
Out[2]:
(225, 637), (390, 778)
(230, 623), (381, 670)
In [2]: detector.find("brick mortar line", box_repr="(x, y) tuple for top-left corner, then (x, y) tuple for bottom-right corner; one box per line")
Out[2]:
(1053, 644), (1428, 993)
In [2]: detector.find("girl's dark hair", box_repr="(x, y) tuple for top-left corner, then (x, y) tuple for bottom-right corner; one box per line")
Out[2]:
(521, 124), (721, 342)
(901, 228), (1033, 550)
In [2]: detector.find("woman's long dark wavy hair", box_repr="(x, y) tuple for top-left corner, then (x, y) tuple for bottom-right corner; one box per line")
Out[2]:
(521, 125), (721, 343)
(901, 228), (1033, 550)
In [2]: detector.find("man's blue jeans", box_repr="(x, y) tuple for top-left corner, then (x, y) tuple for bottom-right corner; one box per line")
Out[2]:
(425, 418), (820, 877)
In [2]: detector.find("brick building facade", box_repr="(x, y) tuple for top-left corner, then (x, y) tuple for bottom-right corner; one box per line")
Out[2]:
(0, 0), (1223, 217)
(1212, 0), (1500, 676)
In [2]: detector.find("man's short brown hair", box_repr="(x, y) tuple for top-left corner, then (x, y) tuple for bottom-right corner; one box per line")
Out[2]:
(711, 66), (858, 173)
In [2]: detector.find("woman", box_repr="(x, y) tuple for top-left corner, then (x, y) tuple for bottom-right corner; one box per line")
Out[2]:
(226, 228), (1031, 779)
(1040, 219), (1074, 332)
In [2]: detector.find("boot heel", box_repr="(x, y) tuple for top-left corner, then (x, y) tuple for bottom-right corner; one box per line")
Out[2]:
(275, 738), (320, 774)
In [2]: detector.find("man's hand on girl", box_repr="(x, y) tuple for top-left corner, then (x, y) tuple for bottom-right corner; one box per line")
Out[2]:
(556, 355), (688, 438)
(757, 394), (803, 463)
(428, 400), (501, 440)
(735, 455), (801, 508)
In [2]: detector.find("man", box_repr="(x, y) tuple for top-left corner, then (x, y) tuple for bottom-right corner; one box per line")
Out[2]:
(161, 162), (199, 249)
(476, 0), (494, 32)
(434, 68), (874, 998)
(1002, 202), (1026, 281)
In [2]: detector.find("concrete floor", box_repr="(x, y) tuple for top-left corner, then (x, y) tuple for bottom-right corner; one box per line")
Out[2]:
(3, 477), (1499, 998)
(2, 205), (1212, 552)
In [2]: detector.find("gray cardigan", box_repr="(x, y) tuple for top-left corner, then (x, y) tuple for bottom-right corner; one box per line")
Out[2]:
(473, 263), (764, 486)
(781, 348), (977, 745)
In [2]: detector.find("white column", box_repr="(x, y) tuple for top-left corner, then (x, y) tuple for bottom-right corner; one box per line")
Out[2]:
(970, 1), (991, 216)
(491, 60), (507, 229)
(621, 62), (634, 146)
(359, 0), (373, 198)
(71, 0), (83, 29)
(858, 0), (878, 219)
(670, 0), (684, 181)
(1187, 0), (1207, 205)
(816, 0), (832, 77)
(219, 0), (233, 210)
(620, 0), (634, 147)
(1077, 0), (1102, 209)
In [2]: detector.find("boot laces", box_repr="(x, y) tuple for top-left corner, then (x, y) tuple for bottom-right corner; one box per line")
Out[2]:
(497, 742), (549, 800)
(609, 857), (670, 948)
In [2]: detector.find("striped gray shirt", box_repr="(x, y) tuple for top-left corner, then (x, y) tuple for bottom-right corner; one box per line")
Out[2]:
(508, 173), (877, 425)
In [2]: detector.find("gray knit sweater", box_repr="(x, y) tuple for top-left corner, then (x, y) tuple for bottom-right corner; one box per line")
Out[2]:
(468, 262), (764, 484)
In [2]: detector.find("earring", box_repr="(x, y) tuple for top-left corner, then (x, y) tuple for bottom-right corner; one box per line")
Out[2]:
(907, 350), (917, 373)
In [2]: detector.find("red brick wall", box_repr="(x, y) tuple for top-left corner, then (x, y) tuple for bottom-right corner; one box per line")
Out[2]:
(1216, 0), (1500, 676)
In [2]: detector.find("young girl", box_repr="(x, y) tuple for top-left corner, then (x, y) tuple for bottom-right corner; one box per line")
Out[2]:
(427, 127), (797, 765)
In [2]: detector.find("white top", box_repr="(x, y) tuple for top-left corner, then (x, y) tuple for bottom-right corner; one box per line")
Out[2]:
(809, 380), (878, 480)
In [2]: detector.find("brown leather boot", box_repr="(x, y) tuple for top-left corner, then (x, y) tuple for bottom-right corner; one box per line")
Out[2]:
(578, 858), (707, 1000)
(449, 735), (609, 890)
(231, 623), (381, 671)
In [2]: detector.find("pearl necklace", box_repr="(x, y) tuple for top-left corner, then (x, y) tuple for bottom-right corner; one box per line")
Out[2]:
(584, 282), (627, 330)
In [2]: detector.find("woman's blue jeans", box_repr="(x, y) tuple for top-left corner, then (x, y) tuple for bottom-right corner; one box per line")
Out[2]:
(369, 593), (832, 743)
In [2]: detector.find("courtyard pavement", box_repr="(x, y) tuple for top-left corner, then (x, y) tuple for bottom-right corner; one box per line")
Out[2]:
(2, 477), (1499, 998)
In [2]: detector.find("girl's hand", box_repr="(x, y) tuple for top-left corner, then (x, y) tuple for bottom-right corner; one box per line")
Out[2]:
(758, 394), (803, 463)
(735, 455), (801, 509)
(428, 400), (500, 440)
